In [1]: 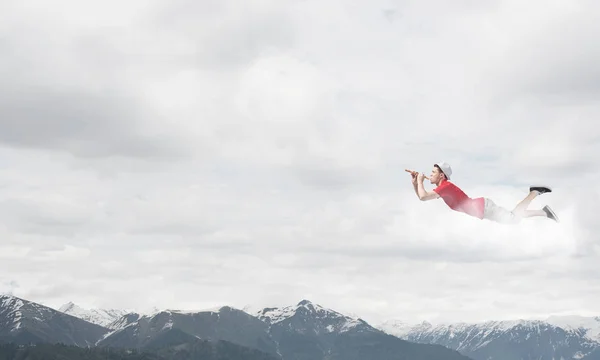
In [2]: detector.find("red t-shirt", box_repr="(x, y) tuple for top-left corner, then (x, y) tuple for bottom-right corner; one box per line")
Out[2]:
(433, 180), (485, 219)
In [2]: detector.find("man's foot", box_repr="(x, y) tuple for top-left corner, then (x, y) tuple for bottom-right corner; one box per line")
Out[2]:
(543, 205), (559, 222)
(530, 186), (552, 195)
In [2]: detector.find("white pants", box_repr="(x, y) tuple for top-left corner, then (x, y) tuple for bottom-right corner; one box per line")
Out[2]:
(483, 198), (520, 224)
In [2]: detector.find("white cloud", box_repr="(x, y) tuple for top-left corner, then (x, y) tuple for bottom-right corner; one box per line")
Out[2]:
(1, 0), (600, 327)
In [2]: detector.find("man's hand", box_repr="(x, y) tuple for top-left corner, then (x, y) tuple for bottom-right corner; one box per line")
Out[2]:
(405, 169), (429, 180)
(411, 172), (418, 185)
(405, 169), (438, 201)
(412, 172), (439, 201)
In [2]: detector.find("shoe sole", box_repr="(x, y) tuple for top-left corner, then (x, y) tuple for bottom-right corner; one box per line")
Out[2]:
(543, 205), (559, 222)
(530, 186), (552, 194)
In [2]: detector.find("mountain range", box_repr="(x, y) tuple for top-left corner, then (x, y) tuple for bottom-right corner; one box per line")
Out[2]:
(4, 293), (600, 360)
(0, 294), (470, 360)
(0, 295), (107, 347)
(378, 316), (600, 360)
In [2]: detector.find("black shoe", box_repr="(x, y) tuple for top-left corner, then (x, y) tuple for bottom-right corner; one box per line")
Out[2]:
(543, 205), (559, 222)
(530, 186), (552, 195)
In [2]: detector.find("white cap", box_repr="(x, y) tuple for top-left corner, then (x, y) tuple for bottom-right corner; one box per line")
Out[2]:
(435, 161), (452, 180)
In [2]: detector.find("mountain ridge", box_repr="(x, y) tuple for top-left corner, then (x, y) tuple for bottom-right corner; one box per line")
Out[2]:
(0, 294), (109, 347)
(1, 294), (472, 360)
(378, 316), (600, 360)
(10, 293), (600, 360)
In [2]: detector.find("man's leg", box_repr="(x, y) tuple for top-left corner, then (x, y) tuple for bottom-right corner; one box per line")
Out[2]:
(511, 186), (558, 221)
(512, 186), (552, 213)
(516, 207), (558, 221)
(520, 209), (547, 218)
(483, 198), (523, 224)
(511, 191), (539, 215)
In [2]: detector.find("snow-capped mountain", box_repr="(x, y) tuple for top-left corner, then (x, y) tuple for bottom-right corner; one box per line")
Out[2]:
(378, 316), (600, 360)
(0, 294), (108, 346)
(106, 312), (146, 332)
(254, 299), (369, 334)
(10, 292), (600, 360)
(58, 302), (130, 329)
(0, 295), (27, 335)
(92, 299), (470, 360)
(250, 300), (470, 360)
(97, 305), (279, 354)
(545, 315), (600, 343)
(58, 301), (163, 331)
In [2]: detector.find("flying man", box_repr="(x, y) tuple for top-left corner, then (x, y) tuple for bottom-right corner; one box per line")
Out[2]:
(406, 162), (559, 223)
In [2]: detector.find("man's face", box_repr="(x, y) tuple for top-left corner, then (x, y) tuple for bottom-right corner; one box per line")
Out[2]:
(430, 166), (445, 184)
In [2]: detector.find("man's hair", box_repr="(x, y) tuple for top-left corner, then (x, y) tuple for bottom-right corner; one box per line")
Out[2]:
(434, 164), (446, 179)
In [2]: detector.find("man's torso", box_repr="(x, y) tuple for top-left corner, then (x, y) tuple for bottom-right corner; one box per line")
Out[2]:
(433, 180), (484, 219)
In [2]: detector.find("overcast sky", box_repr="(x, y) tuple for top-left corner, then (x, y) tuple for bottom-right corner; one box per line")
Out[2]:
(1, 0), (600, 327)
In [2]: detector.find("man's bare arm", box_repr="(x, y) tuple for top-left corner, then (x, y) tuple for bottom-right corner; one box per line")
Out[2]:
(417, 175), (440, 201)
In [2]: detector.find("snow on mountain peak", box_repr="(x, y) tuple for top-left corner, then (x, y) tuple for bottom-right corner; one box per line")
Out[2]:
(257, 300), (336, 324)
(378, 319), (430, 337)
(0, 294), (56, 332)
(1, 294), (25, 311)
(58, 302), (130, 328)
(378, 314), (600, 352)
(0, 295), (25, 331)
(377, 318), (552, 341)
(58, 301), (80, 314)
(255, 299), (366, 333)
(166, 305), (226, 314)
(545, 315), (600, 341)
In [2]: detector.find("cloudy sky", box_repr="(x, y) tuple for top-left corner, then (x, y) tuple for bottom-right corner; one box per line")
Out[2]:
(1, 0), (600, 326)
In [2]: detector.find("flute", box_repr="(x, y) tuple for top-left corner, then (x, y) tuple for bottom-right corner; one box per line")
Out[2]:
(405, 169), (430, 180)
